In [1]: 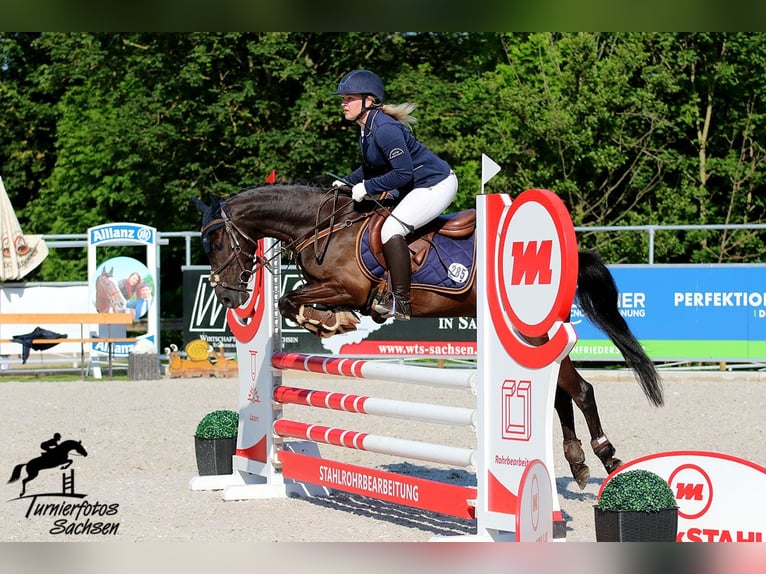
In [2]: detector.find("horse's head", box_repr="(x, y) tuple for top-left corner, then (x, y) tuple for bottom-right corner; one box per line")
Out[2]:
(61, 439), (88, 457)
(196, 196), (260, 309)
(96, 268), (127, 313)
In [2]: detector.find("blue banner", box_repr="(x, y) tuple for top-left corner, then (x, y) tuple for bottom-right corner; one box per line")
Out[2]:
(571, 264), (766, 361)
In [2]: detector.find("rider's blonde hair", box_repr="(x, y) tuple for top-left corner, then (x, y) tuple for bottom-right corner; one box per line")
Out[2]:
(381, 102), (417, 131)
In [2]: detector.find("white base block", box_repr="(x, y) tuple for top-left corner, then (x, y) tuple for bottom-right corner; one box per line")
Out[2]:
(189, 441), (332, 501)
(188, 473), (241, 491)
(431, 530), (516, 543)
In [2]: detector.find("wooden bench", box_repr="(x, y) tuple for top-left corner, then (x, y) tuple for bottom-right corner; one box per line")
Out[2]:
(0, 313), (137, 377)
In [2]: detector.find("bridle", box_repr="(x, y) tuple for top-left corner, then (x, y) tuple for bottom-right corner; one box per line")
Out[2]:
(200, 203), (272, 294)
(200, 188), (386, 294)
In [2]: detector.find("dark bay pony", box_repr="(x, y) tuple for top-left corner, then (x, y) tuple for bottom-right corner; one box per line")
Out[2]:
(195, 183), (663, 488)
(8, 439), (88, 497)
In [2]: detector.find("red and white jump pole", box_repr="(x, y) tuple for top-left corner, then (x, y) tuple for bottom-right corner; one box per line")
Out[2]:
(190, 190), (579, 542)
(273, 385), (477, 427)
(271, 351), (476, 389)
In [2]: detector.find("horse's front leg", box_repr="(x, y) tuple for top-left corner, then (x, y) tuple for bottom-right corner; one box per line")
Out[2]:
(559, 357), (622, 474)
(554, 384), (591, 489)
(279, 282), (361, 338)
(61, 458), (73, 469)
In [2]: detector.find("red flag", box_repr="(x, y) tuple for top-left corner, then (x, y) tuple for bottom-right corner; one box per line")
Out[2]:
(265, 170), (276, 184)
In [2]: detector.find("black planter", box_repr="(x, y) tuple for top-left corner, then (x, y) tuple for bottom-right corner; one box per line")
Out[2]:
(194, 436), (236, 476)
(594, 507), (678, 542)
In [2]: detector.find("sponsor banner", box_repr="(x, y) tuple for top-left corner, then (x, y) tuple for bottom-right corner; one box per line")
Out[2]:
(278, 450), (477, 519)
(604, 451), (766, 543)
(187, 264), (766, 362)
(571, 264), (766, 361)
(279, 268), (475, 357)
(184, 266), (476, 358)
(182, 266), (237, 353)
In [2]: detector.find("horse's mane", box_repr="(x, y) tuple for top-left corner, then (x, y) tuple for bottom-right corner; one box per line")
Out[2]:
(196, 180), (358, 241)
(235, 180), (331, 196)
(227, 181), (355, 217)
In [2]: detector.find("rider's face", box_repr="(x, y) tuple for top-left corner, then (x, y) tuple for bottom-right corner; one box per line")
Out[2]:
(340, 94), (366, 121)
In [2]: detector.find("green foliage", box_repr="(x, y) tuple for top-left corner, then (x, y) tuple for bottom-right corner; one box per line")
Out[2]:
(597, 469), (677, 512)
(194, 409), (239, 439)
(2, 31), (766, 276)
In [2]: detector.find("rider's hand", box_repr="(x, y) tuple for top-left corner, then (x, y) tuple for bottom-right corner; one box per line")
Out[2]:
(351, 182), (367, 202)
(332, 179), (347, 189)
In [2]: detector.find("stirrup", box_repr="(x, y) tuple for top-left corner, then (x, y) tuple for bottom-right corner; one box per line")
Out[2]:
(394, 298), (411, 321)
(373, 293), (410, 320)
(373, 292), (395, 318)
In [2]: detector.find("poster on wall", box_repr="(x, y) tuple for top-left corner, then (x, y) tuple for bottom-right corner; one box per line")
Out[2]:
(88, 222), (159, 354)
(93, 256), (154, 319)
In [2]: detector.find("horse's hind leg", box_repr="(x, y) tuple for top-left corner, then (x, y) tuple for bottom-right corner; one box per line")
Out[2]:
(554, 383), (590, 489)
(560, 357), (622, 475)
(20, 469), (37, 497)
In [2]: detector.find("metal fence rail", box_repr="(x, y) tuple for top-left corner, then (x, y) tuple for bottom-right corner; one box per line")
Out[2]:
(39, 222), (766, 266)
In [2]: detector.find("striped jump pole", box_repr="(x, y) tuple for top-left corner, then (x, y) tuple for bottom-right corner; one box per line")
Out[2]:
(273, 419), (477, 469)
(272, 351), (476, 390)
(273, 386), (477, 427)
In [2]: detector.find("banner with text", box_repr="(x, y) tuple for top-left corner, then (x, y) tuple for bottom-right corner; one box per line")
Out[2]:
(183, 267), (475, 358)
(184, 264), (766, 362)
(571, 264), (766, 361)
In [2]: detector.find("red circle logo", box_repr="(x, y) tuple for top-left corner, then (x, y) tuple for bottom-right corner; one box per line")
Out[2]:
(485, 190), (578, 368)
(668, 463), (714, 520)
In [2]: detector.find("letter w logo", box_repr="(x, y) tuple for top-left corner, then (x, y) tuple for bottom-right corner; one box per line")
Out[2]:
(190, 276), (226, 332)
(675, 482), (704, 501)
(511, 240), (553, 285)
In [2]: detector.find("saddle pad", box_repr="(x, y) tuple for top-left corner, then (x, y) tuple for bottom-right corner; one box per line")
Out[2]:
(358, 227), (476, 294)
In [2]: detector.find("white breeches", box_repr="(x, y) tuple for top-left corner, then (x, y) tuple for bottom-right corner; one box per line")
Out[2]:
(380, 172), (459, 243)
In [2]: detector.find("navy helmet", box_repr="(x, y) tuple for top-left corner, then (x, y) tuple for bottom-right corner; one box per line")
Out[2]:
(334, 69), (385, 103)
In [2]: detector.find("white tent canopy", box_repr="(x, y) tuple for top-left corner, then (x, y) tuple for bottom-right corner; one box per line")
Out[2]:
(0, 176), (48, 281)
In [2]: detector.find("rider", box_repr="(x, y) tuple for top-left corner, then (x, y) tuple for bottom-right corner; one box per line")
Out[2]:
(40, 432), (61, 453)
(332, 69), (458, 320)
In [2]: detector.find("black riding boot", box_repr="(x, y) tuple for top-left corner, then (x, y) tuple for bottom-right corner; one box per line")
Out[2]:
(374, 235), (411, 320)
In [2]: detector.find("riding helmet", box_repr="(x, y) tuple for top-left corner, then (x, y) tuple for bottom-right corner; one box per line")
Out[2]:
(334, 70), (385, 103)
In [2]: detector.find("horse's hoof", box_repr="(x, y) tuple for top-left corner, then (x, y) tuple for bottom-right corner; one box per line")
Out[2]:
(605, 458), (623, 473)
(572, 464), (591, 490)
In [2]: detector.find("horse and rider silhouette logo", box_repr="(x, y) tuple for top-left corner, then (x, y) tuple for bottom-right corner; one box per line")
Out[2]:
(8, 433), (88, 498)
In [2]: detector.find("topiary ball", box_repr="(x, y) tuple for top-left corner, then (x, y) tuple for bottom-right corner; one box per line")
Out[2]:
(195, 410), (239, 439)
(597, 469), (677, 512)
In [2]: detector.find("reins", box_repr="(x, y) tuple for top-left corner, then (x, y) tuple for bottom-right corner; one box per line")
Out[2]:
(201, 187), (384, 293)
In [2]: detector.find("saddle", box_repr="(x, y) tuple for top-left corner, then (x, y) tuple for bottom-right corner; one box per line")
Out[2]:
(356, 209), (477, 296)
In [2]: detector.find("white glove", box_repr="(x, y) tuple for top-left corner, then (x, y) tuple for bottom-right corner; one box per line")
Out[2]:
(351, 182), (368, 202)
(332, 179), (346, 188)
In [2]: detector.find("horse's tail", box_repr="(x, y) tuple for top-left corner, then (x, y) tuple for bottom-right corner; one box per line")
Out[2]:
(576, 250), (664, 407)
(8, 463), (24, 483)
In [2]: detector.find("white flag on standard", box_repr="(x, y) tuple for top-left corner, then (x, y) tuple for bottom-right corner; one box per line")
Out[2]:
(481, 154), (501, 188)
